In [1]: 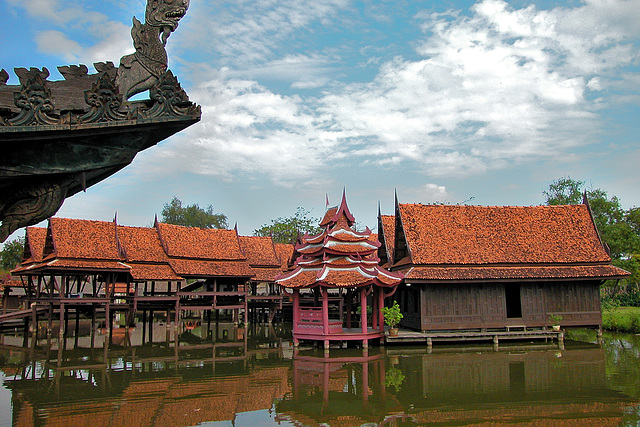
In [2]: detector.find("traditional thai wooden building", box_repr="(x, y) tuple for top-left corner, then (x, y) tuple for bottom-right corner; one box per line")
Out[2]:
(239, 235), (287, 322)
(11, 217), (291, 333)
(277, 192), (403, 349)
(379, 197), (629, 333)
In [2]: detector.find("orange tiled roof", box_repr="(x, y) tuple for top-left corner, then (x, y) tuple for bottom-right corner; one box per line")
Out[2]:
(127, 263), (182, 281)
(398, 204), (611, 265)
(278, 193), (403, 289)
(42, 258), (130, 271)
(23, 226), (47, 264)
(239, 236), (280, 267)
(405, 264), (629, 281)
(379, 214), (395, 261)
(157, 223), (245, 260)
(275, 243), (294, 270)
(249, 267), (283, 282)
(117, 225), (170, 263)
(48, 217), (120, 260)
(169, 259), (253, 277)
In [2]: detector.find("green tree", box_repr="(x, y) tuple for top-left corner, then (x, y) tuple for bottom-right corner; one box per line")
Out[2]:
(0, 237), (24, 271)
(253, 207), (322, 244)
(160, 197), (227, 229)
(544, 178), (640, 284)
(543, 176), (584, 205)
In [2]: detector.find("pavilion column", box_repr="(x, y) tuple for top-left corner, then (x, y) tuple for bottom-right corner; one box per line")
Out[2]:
(371, 287), (378, 330)
(346, 289), (352, 329)
(292, 289), (300, 346)
(360, 287), (367, 334)
(378, 286), (385, 332)
(322, 287), (329, 336)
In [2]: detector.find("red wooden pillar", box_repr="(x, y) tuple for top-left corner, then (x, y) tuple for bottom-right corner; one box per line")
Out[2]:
(322, 287), (329, 336)
(362, 360), (369, 404)
(346, 289), (352, 329)
(378, 286), (385, 332)
(292, 289), (300, 335)
(371, 287), (378, 329)
(360, 287), (367, 334)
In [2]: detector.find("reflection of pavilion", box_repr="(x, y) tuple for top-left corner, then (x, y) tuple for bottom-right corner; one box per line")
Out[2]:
(276, 350), (394, 426)
(277, 192), (403, 350)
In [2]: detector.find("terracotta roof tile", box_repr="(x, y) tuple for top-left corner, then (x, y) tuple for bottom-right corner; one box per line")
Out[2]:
(399, 204), (611, 265)
(169, 259), (253, 277)
(274, 243), (294, 269)
(405, 264), (629, 281)
(249, 267), (284, 282)
(23, 226), (47, 264)
(43, 259), (130, 271)
(380, 215), (395, 258)
(117, 226), (170, 263)
(239, 236), (280, 267)
(49, 217), (121, 260)
(127, 263), (182, 281)
(278, 195), (403, 289)
(157, 223), (244, 260)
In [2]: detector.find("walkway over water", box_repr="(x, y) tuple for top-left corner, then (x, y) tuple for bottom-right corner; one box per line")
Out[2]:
(386, 327), (565, 348)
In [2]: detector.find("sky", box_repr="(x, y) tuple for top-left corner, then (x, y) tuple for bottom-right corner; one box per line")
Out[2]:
(1, 0), (640, 240)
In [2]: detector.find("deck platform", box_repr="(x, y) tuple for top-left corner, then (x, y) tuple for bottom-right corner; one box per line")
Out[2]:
(385, 328), (564, 347)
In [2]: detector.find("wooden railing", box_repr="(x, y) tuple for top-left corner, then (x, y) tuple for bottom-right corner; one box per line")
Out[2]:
(297, 307), (343, 334)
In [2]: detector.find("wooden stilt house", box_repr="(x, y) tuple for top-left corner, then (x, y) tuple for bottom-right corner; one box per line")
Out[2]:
(379, 196), (629, 332)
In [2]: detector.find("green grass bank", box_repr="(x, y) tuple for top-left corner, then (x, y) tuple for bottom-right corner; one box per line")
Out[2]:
(602, 306), (640, 333)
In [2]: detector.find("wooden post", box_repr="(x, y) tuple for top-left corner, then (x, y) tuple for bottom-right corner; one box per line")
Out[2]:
(371, 288), (378, 330)
(378, 287), (385, 332)
(346, 289), (352, 329)
(292, 289), (300, 346)
(59, 303), (65, 338)
(29, 303), (37, 334)
(360, 287), (367, 334)
(322, 287), (329, 336)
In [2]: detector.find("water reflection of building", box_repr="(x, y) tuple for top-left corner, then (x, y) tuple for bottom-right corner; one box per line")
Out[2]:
(0, 333), (637, 426)
(390, 345), (636, 425)
(0, 325), (290, 426)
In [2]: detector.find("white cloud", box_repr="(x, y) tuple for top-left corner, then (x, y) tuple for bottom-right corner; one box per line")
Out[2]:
(182, 0), (351, 66)
(35, 31), (83, 62)
(10, 0), (136, 68)
(155, 0), (640, 187)
(153, 72), (344, 187)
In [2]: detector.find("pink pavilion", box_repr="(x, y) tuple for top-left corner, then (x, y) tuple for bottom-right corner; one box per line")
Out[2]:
(276, 192), (404, 349)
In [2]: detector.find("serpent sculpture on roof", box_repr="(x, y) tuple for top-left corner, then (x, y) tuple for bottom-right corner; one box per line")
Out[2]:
(116, 0), (190, 99)
(0, 0), (200, 242)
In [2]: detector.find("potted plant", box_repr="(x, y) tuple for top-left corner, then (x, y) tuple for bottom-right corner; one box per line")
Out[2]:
(383, 301), (403, 336)
(548, 314), (563, 331)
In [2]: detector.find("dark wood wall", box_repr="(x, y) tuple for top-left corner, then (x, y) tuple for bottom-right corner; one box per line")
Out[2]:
(397, 280), (602, 331)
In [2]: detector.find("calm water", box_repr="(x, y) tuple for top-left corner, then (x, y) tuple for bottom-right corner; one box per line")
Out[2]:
(0, 319), (638, 426)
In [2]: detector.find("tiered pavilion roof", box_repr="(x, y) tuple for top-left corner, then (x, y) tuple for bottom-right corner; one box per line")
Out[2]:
(277, 192), (402, 291)
(276, 192), (403, 349)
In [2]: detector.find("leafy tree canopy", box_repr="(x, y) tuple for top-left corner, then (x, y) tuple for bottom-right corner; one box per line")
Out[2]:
(544, 177), (640, 284)
(1, 237), (24, 272)
(253, 207), (322, 244)
(160, 197), (227, 229)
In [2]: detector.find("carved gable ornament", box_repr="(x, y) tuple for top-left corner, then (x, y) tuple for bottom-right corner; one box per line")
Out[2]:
(0, 0), (200, 242)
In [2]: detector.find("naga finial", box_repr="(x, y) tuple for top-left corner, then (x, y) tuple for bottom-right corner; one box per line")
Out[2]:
(115, 0), (190, 100)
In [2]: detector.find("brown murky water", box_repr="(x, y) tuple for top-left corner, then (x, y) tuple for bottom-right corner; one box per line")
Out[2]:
(0, 319), (638, 426)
